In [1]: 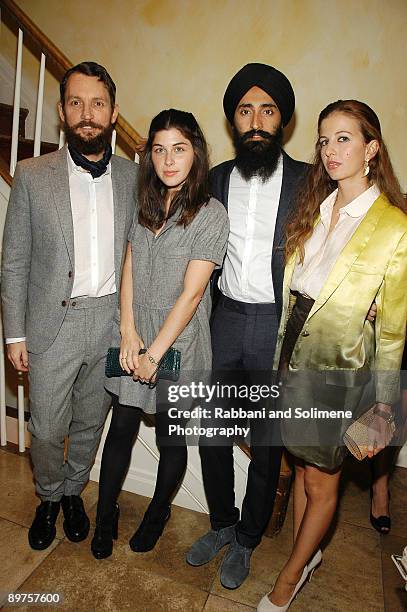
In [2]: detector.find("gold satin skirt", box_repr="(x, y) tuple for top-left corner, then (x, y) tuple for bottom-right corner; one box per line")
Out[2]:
(278, 292), (374, 470)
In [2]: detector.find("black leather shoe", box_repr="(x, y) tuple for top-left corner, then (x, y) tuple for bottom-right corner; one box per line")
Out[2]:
(28, 501), (60, 550)
(370, 489), (391, 534)
(129, 507), (171, 553)
(91, 504), (120, 559)
(61, 495), (90, 542)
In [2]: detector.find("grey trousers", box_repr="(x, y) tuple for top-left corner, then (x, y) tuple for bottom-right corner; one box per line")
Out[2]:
(27, 294), (116, 501)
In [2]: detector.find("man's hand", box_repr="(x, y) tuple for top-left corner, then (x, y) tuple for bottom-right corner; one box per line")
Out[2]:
(367, 302), (377, 323)
(7, 341), (29, 372)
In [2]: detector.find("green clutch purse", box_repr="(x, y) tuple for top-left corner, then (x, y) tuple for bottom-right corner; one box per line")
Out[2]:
(105, 347), (181, 382)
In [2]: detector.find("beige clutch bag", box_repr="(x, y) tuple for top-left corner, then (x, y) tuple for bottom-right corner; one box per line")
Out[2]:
(343, 405), (395, 460)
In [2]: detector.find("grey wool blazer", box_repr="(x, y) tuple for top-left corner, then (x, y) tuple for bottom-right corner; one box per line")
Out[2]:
(1, 146), (138, 354)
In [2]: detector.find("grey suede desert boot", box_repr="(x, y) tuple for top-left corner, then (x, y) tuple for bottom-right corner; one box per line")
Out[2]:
(186, 525), (236, 566)
(220, 537), (253, 589)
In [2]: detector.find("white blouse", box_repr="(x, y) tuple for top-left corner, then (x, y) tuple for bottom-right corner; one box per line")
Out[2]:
(291, 184), (381, 300)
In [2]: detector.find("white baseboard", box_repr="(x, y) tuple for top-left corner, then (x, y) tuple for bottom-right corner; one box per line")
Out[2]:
(89, 417), (212, 513)
(89, 418), (250, 514)
(2, 414), (31, 449)
(396, 444), (407, 468)
(90, 457), (208, 513)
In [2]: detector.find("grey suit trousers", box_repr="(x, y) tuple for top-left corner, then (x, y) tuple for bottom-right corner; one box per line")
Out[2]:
(27, 294), (116, 501)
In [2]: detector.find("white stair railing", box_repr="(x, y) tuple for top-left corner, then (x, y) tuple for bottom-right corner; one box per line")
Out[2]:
(1, 26), (30, 450)
(9, 27), (23, 177)
(33, 52), (46, 157)
(1, 25), (26, 448)
(58, 129), (65, 149)
(111, 128), (117, 154)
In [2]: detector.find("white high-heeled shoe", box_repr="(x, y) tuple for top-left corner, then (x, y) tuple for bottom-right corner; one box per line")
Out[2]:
(256, 550), (322, 612)
(256, 566), (308, 612)
(307, 548), (322, 579)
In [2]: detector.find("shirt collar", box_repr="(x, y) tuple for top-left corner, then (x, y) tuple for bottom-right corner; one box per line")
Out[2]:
(66, 147), (111, 179)
(320, 184), (381, 221)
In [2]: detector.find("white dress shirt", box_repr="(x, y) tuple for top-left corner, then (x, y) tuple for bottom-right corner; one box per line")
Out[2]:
(6, 149), (116, 344)
(219, 155), (283, 303)
(291, 184), (381, 300)
(68, 150), (116, 299)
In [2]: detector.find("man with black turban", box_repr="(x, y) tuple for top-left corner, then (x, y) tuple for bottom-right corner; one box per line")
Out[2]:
(186, 63), (309, 589)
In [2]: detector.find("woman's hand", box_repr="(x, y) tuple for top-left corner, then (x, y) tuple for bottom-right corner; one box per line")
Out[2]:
(367, 403), (395, 458)
(132, 351), (158, 384)
(119, 328), (144, 374)
(366, 301), (377, 323)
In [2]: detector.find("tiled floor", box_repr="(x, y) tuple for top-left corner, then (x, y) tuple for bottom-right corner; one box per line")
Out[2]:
(0, 447), (406, 611)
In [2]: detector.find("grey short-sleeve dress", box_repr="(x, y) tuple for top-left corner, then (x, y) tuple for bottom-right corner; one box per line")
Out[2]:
(105, 197), (229, 413)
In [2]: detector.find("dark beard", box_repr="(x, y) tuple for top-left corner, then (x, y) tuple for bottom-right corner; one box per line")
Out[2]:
(233, 126), (283, 181)
(63, 120), (114, 156)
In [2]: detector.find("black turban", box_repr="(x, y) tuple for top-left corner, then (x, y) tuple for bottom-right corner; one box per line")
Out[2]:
(223, 63), (295, 127)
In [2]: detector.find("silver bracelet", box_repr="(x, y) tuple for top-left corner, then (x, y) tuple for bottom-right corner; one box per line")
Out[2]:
(146, 348), (159, 367)
(373, 408), (394, 424)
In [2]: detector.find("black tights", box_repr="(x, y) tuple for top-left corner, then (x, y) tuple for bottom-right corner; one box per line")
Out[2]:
(97, 395), (187, 522)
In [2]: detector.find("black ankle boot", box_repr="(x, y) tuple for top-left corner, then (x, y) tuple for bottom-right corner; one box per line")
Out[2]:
(129, 507), (171, 553)
(91, 504), (120, 559)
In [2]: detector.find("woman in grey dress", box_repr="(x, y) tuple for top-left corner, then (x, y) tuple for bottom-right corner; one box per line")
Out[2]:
(91, 109), (229, 559)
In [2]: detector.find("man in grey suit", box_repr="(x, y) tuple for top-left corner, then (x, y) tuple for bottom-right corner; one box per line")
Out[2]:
(1, 62), (137, 550)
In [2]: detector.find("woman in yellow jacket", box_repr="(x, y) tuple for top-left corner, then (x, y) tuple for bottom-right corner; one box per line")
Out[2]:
(258, 100), (407, 611)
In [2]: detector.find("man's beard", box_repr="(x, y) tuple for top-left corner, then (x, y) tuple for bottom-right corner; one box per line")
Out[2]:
(233, 126), (283, 181)
(63, 120), (114, 155)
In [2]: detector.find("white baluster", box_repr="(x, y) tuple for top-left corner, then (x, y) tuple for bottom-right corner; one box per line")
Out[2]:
(17, 383), (25, 452)
(111, 128), (117, 154)
(58, 129), (65, 150)
(33, 53), (46, 157)
(10, 28), (23, 177)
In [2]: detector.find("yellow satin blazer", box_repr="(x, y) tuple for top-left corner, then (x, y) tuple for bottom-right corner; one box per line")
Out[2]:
(274, 193), (407, 406)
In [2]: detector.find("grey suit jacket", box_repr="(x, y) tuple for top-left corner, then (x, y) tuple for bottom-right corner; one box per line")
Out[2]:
(1, 146), (138, 354)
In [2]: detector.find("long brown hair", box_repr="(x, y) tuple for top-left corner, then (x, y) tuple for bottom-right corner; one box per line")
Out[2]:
(138, 109), (210, 230)
(285, 100), (406, 262)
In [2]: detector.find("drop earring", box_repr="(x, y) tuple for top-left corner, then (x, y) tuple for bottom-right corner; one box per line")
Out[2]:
(363, 159), (370, 177)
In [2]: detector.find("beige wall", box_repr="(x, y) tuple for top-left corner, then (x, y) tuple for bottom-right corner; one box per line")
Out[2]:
(10, 0), (407, 189)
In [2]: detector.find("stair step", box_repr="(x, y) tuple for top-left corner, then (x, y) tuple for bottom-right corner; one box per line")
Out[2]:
(0, 134), (58, 165)
(0, 102), (29, 138)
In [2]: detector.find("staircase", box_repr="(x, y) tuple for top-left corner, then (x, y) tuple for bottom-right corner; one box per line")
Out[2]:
(0, 0), (145, 188)
(0, 102), (58, 167)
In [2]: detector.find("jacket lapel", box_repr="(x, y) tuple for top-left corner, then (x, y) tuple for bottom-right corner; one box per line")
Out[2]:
(111, 156), (126, 278)
(282, 252), (297, 315)
(273, 151), (297, 250)
(50, 147), (74, 266)
(221, 165), (232, 211)
(307, 195), (388, 320)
